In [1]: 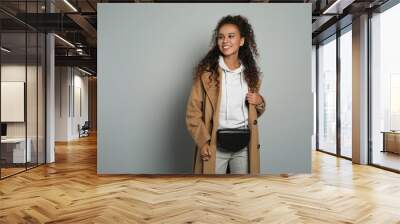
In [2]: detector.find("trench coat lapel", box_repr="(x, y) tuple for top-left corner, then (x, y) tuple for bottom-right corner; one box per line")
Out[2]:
(200, 68), (222, 111)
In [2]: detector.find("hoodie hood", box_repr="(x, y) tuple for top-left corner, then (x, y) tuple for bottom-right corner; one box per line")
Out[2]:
(218, 56), (244, 74)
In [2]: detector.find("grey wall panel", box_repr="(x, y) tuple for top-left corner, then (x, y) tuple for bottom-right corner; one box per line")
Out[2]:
(98, 3), (312, 174)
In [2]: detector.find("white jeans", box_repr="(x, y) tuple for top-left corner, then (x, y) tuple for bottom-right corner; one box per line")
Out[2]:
(216, 147), (248, 174)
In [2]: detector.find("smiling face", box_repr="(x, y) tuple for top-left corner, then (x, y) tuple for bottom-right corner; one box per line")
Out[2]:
(217, 23), (245, 58)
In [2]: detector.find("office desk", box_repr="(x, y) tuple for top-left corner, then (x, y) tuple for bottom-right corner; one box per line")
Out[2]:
(382, 131), (400, 154)
(1, 138), (31, 163)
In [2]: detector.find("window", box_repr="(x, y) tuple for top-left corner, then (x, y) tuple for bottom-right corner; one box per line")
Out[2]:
(318, 36), (337, 154)
(371, 3), (400, 171)
(339, 28), (352, 158)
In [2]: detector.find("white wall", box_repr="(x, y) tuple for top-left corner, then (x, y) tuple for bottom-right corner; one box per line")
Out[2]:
(55, 67), (89, 141)
(55, 67), (69, 141)
(1, 65), (39, 138)
(71, 73), (89, 138)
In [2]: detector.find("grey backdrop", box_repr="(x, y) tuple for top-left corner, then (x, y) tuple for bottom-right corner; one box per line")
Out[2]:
(98, 3), (312, 174)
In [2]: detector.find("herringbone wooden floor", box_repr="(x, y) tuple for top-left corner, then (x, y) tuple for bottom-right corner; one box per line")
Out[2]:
(1, 134), (400, 224)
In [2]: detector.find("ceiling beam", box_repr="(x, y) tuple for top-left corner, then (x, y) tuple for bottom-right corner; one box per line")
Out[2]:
(67, 13), (97, 46)
(55, 55), (96, 70)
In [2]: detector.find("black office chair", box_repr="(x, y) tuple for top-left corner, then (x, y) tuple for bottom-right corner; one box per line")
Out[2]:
(79, 121), (90, 138)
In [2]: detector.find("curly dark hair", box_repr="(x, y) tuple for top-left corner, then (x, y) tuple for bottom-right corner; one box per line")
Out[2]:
(195, 15), (261, 90)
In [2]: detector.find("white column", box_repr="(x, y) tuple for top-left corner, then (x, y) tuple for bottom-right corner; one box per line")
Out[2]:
(46, 1), (56, 163)
(46, 33), (55, 163)
(352, 14), (369, 164)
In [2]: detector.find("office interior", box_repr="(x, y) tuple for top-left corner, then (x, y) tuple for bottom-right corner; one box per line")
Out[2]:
(0, 0), (400, 222)
(0, 0), (97, 179)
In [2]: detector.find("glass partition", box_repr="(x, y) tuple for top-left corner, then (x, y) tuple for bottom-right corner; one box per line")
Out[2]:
(0, 1), (46, 179)
(0, 31), (28, 177)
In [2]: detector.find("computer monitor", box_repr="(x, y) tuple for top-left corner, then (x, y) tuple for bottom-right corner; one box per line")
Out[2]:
(1, 123), (7, 137)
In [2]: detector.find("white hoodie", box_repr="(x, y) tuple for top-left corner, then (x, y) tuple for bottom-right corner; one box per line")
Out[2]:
(218, 56), (249, 129)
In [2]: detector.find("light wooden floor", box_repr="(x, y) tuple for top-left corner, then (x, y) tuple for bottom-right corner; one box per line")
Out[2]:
(1, 163), (46, 178)
(372, 151), (400, 171)
(1, 135), (400, 224)
(0, 167), (26, 178)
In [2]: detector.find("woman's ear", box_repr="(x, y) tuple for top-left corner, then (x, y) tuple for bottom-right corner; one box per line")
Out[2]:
(240, 37), (245, 46)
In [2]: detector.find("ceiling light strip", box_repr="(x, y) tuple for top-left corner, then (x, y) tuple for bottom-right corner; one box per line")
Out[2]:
(78, 67), (93, 76)
(323, 0), (343, 14)
(1, 47), (11, 53)
(54, 34), (75, 48)
(63, 0), (78, 12)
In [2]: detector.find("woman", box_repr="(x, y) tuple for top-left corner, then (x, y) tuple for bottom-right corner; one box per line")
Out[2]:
(186, 15), (266, 175)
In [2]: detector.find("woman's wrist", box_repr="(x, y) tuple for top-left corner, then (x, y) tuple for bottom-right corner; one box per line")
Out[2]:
(256, 95), (263, 106)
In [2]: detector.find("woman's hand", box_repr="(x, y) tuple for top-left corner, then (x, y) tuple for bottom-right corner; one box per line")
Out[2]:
(200, 143), (211, 161)
(246, 92), (263, 105)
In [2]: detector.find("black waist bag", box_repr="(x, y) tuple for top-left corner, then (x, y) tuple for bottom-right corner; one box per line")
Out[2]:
(217, 128), (250, 152)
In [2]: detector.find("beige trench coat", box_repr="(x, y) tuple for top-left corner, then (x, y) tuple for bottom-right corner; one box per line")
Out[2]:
(186, 68), (266, 174)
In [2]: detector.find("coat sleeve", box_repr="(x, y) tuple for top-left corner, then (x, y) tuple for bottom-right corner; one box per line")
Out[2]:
(186, 77), (211, 149)
(255, 79), (266, 117)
